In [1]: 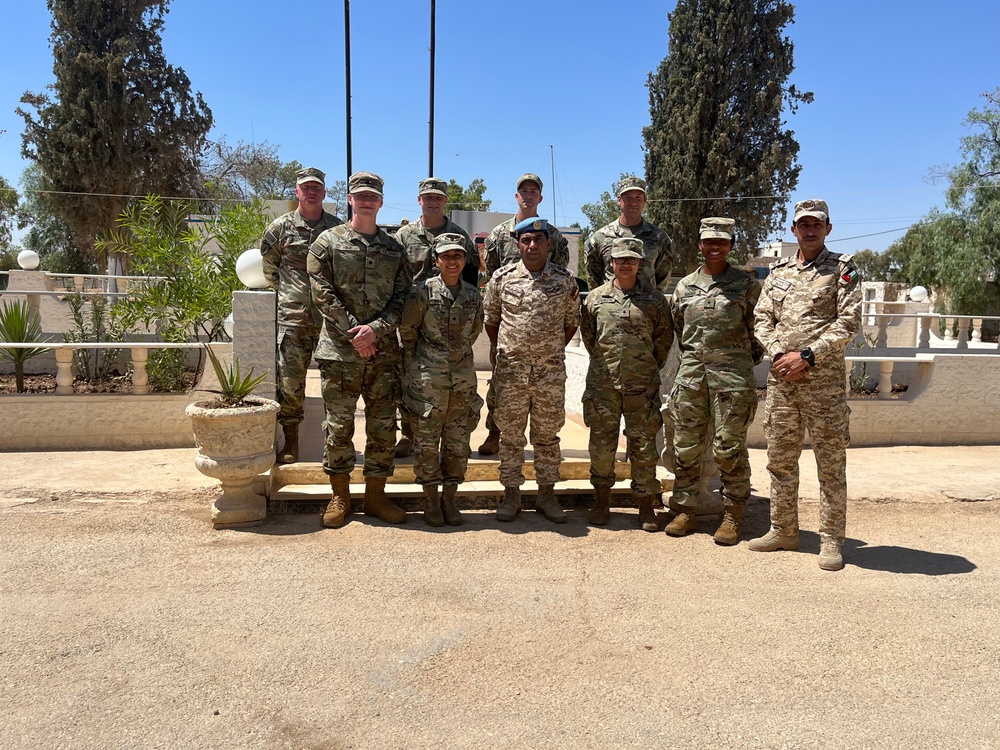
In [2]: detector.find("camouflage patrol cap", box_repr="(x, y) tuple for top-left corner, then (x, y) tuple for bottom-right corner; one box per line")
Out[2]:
(296, 166), (326, 186)
(793, 199), (829, 223)
(512, 217), (548, 237)
(433, 232), (467, 255)
(617, 176), (647, 196)
(699, 217), (735, 240)
(610, 236), (644, 259)
(349, 171), (384, 195)
(418, 177), (448, 196)
(516, 173), (543, 191)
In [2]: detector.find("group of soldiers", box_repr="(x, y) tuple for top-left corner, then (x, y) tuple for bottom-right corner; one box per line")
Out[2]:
(261, 167), (862, 571)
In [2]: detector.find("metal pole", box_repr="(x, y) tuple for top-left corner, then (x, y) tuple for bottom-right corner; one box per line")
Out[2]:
(428, 0), (436, 176)
(550, 145), (556, 225)
(345, 0), (353, 220)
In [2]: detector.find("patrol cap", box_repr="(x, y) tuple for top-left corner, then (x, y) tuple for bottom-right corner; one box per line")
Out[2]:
(793, 199), (829, 223)
(418, 177), (448, 196)
(349, 171), (384, 195)
(512, 217), (548, 237)
(617, 176), (647, 196)
(610, 236), (644, 259)
(433, 233), (467, 255)
(296, 166), (326, 186)
(699, 217), (735, 240)
(516, 173), (543, 191)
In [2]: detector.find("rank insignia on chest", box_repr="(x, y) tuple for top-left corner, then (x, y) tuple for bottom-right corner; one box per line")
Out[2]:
(704, 298), (716, 309)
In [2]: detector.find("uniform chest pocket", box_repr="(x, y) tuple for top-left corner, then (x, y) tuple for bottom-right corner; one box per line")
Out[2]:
(811, 274), (839, 315)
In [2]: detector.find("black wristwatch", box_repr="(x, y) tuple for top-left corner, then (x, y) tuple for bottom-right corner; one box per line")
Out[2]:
(800, 347), (816, 367)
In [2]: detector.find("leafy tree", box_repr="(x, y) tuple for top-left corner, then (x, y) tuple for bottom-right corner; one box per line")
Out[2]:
(17, 164), (96, 275)
(17, 0), (213, 260)
(445, 179), (490, 215)
(0, 175), (17, 252)
(326, 180), (348, 219)
(851, 249), (891, 283)
(201, 138), (301, 202)
(643, 0), (812, 272)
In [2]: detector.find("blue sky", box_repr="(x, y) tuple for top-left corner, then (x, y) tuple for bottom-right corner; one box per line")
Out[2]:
(1, 1), (998, 254)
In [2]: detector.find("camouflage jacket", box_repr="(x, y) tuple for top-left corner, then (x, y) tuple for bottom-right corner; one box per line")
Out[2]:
(307, 223), (408, 364)
(483, 216), (570, 281)
(584, 217), (673, 292)
(670, 265), (764, 392)
(581, 278), (673, 393)
(754, 247), (862, 378)
(260, 209), (343, 328)
(399, 275), (483, 392)
(484, 260), (581, 366)
(393, 217), (481, 287)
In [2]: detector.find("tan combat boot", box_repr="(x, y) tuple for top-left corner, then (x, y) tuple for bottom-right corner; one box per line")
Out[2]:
(588, 486), (612, 525)
(714, 505), (744, 546)
(747, 528), (800, 552)
(322, 473), (351, 528)
(664, 506), (698, 537)
(478, 431), (501, 456)
(422, 484), (444, 527)
(277, 423), (298, 464)
(637, 493), (659, 532)
(496, 486), (521, 522)
(363, 477), (406, 524)
(818, 538), (844, 571)
(534, 484), (567, 524)
(394, 436), (413, 458)
(441, 483), (463, 526)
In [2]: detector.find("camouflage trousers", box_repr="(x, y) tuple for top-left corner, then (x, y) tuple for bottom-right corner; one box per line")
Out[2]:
(276, 324), (319, 426)
(493, 360), (565, 487)
(583, 387), (662, 495)
(668, 382), (757, 508)
(483, 376), (499, 434)
(318, 358), (399, 478)
(404, 384), (483, 485)
(763, 372), (850, 543)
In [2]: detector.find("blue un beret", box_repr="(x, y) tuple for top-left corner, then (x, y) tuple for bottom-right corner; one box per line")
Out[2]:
(513, 217), (548, 237)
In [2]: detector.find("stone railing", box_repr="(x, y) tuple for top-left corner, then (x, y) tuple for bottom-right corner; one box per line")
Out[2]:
(866, 305), (1000, 350)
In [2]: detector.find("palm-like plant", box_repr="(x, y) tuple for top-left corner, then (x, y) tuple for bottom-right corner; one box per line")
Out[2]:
(203, 344), (266, 408)
(0, 299), (52, 392)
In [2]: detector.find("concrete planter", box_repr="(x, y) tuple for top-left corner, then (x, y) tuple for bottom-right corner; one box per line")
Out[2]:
(185, 396), (279, 529)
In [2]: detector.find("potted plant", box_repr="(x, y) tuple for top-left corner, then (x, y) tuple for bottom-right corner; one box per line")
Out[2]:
(185, 345), (278, 529)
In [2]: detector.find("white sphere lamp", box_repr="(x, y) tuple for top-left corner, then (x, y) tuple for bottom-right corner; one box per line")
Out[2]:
(909, 285), (928, 303)
(235, 248), (268, 289)
(17, 250), (40, 270)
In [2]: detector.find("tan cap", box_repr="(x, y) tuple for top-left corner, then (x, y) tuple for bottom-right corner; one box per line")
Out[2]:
(793, 199), (829, 223)
(433, 233), (467, 255)
(617, 176), (647, 196)
(296, 166), (325, 186)
(349, 171), (384, 195)
(699, 217), (735, 240)
(516, 173), (543, 191)
(610, 237), (644, 259)
(418, 177), (448, 196)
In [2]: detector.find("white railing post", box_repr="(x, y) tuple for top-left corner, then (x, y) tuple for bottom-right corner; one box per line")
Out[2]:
(131, 347), (149, 395)
(877, 361), (895, 400)
(55, 348), (74, 394)
(918, 315), (931, 348)
(875, 315), (889, 348)
(957, 317), (970, 349)
(972, 318), (983, 343)
(943, 317), (955, 342)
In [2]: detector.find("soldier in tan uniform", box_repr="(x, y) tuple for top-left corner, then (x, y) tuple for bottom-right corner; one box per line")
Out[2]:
(664, 218), (763, 545)
(750, 200), (862, 570)
(399, 234), (484, 527)
(584, 175), (673, 293)
(308, 172), (410, 528)
(484, 218), (581, 523)
(260, 166), (342, 463)
(581, 236), (673, 529)
(478, 173), (571, 456)
(393, 177), (480, 458)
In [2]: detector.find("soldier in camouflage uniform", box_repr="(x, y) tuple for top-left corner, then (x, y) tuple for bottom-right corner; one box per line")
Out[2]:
(260, 166), (343, 463)
(484, 218), (581, 523)
(392, 177), (481, 458)
(581, 236), (673, 530)
(478, 173), (571, 456)
(664, 218), (764, 545)
(750, 200), (862, 571)
(584, 176), (673, 293)
(307, 172), (410, 528)
(399, 234), (484, 527)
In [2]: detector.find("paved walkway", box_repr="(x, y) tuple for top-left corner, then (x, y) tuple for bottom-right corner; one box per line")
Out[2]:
(2, 444), (1000, 749)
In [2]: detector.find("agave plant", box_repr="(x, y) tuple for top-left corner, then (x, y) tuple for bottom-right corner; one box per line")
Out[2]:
(203, 344), (266, 408)
(0, 299), (52, 393)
